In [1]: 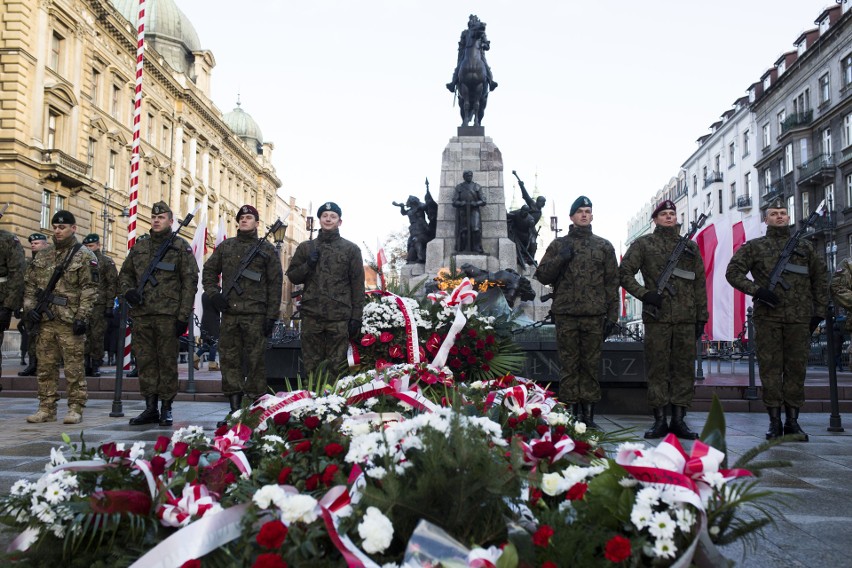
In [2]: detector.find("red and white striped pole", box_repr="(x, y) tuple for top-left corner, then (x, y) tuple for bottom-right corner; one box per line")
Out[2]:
(123, 0), (145, 370)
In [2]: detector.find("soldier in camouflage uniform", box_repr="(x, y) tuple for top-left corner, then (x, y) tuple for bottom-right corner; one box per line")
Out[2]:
(203, 204), (283, 425)
(23, 211), (98, 424)
(726, 199), (827, 441)
(286, 202), (365, 375)
(120, 202), (198, 427)
(0, 218), (26, 379)
(82, 233), (118, 377)
(830, 258), (852, 345)
(534, 196), (618, 429)
(18, 234), (51, 376)
(619, 200), (708, 439)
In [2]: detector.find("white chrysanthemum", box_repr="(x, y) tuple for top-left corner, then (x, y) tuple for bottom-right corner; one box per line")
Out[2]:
(651, 537), (678, 559)
(30, 501), (57, 525)
(468, 381), (485, 390)
(363, 397), (378, 409)
(358, 506), (394, 554)
(171, 425), (210, 445)
(252, 484), (287, 510)
(129, 441), (146, 461)
(675, 507), (696, 532)
(648, 511), (677, 540)
(701, 471), (726, 489)
(278, 493), (319, 524)
(562, 465), (589, 487)
(42, 481), (67, 505)
(366, 466), (388, 480)
(636, 486), (662, 507)
(346, 432), (384, 464)
(630, 503), (653, 528)
(10, 480), (33, 496)
(573, 421), (587, 435)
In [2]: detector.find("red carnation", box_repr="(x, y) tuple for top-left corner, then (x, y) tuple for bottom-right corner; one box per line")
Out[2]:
(214, 423), (229, 436)
(379, 331), (394, 343)
(604, 535), (632, 563)
(531, 407), (542, 417)
(154, 436), (170, 453)
(272, 411), (291, 426)
(532, 525), (555, 547)
(535, 425), (549, 436)
(305, 474), (320, 491)
(483, 351), (495, 361)
(321, 464), (339, 486)
(286, 429), (304, 441)
(566, 482), (588, 501)
(252, 552), (288, 568)
(293, 440), (311, 453)
(180, 560), (201, 568)
(324, 442), (345, 458)
(256, 520), (289, 549)
(149, 455), (166, 477)
(554, 426), (566, 438)
(187, 449), (202, 467)
(277, 467), (293, 485)
(467, 329), (478, 338)
(303, 416), (321, 429)
(360, 334), (377, 347)
(573, 440), (591, 455)
(388, 344), (404, 359)
(485, 335), (496, 345)
(172, 442), (188, 457)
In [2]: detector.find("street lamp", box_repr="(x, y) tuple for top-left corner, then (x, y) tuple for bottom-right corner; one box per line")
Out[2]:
(549, 215), (561, 239)
(272, 218), (288, 254)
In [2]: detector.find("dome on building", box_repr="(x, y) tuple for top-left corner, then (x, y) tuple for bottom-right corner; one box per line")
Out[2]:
(111, 0), (201, 76)
(223, 100), (264, 154)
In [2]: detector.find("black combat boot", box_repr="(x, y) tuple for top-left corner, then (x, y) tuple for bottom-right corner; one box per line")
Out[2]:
(217, 393), (244, 428)
(580, 402), (601, 430)
(765, 407), (783, 440)
(783, 405), (809, 442)
(18, 357), (37, 376)
(129, 395), (159, 425)
(669, 405), (699, 440)
(127, 367), (138, 377)
(159, 399), (174, 427)
(644, 407), (669, 439)
(84, 357), (93, 377)
(90, 358), (101, 378)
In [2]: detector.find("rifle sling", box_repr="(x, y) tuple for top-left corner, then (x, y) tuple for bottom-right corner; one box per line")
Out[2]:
(40, 242), (83, 306)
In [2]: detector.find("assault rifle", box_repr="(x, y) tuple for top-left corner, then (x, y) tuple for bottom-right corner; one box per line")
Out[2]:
(131, 210), (196, 305)
(31, 243), (83, 323)
(758, 199), (826, 307)
(221, 219), (284, 298)
(646, 213), (708, 320)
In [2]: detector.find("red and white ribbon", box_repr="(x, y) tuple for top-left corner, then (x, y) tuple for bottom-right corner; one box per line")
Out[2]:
(157, 484), (221, 528)
(520, 430), (576, 465)
(431, 280), (478, 369)
(251, 390), (313, 431)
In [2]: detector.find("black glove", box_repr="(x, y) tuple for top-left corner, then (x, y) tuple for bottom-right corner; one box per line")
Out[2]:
(754, 288), (779, 307)
(72, 320), (88, 336)
(175, 320), (187, 337)
(603, 320), (616, 339)
(124, 289), (143, 307)
(0, 307), (11, 332)
(642, 291), (663, 309)
(26, 309), (42, 324)
(810, 316), (823, 334)
(695, 322), (706, 340)
(559, 245), (574, 263)
(104, 307), (115, 319)
(307, 249), (320, 269)
(264, 319), (276, 337)
(348, 318), (362, 340)
(211, 292), (229, 312)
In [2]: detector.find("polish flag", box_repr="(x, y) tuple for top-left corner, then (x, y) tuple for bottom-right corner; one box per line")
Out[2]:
(376, 241), (388, 290)
(189, 207), (208, 338)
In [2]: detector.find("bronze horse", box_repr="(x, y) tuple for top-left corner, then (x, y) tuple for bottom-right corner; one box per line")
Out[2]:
(457, 21), (489, 127)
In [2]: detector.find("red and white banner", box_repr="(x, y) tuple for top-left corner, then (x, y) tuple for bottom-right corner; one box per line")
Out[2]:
(189, 207), (208, 338)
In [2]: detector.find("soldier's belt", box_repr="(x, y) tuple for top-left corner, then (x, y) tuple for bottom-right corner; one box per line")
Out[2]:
(155, 261), (176, 271)
(242, 269), (262, 282)
(672, 268), (695, 280)
(49, 295), (68, 306)
(784, 264), (809, 275)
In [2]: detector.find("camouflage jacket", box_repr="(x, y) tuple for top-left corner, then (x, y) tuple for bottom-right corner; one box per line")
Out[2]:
(286, 229), (365, 322)
(0, 229), (26, 311)
(23, 235), (98, 324)
(830, 258), (852, 331)
(118, 227), (199, 320)
(619, 224), (709, 324)
(534, 225), (619, 320)
(93, 250), (118, 307)
(202, 229), (283, 319)
(726, 225), (827, 323)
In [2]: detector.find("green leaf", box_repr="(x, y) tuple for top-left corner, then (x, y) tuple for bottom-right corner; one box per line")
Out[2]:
(496, 541), (519, 568)
(700, 394), (728, 465)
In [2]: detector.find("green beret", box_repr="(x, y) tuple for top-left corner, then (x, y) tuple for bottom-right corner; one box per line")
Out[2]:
(151, 201), (172, 216)
(28, 233), (47, 243)
(569, 196), (592, 216)
(82, 233), (99, 244)
(317, 201), (342, 218)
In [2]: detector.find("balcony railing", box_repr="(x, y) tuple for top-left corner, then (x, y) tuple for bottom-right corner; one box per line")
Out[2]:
(801, 215), (836, 234)
(703, 171), (723, 189)
(797, 153), (835, 185)
(780, 110), (814, 134)
(761, 185), (786, 207)
(40, 149), (90, 188)
(736, 195), (752, 210)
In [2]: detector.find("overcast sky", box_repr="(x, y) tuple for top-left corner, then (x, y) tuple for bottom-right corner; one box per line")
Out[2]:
(177, 0), (831, 254)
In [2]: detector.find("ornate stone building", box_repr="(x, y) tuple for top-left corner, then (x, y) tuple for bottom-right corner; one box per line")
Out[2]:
(0, 0), (293, 263)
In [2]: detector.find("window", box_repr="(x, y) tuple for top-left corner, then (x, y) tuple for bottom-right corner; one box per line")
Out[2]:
(730, 183), (736, 208)
(693, 208), (698, 221)
(847, 174), (852, 208)
(843, 54), (852, 88)
(802, 191), (809, 220)
(706, 192), (711, 208)
(744, 172), (752, 197)
(87, 138), (96, 172)
(827, 183), (836, 211)
(844, 114), (852, 149)
(146, 113), (154, 142)
(161, 124), (170, 151)
(762, 123), (771, 148)
(787, 196), (795, 224)
(55, 194), (65, 213)
(784, 144), (793, 174)
(48, 32), (63, 72)
(714, 154), (721, 173)
(46, 111), (58, 149)
(108, 151), (117, 189)
(743, 130), (750, 157)
(692, 175), (697, 196)
(822, 128), (833, 156)
(819, 74), (831, 105)
(728, 142), (736, 167)
(777, 109), (786, 134)
(111, 85), (120, 119)
(182, 138), (188, 169)
(719, 189), (723, 214)
(40, 190), (52, 228)
(90, 68), (101, 103)
(763, 169), (772, 193)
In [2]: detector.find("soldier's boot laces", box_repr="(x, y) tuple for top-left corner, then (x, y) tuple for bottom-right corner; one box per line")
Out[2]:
(129, 395), (159, 426)
(63, 405), (83, 425)
(644, 407), (669, 439)
(217, 393), (243, 428)
(26, 406), (56, 423)
(765, 407), (783, 440)
(159, 399), (174, 427)
(668, 406), (699, 440)
(783, 405), (809, 442)
(580, 402), (601, 430)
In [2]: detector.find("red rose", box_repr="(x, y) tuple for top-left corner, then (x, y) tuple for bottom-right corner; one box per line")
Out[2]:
(531, 441), (557, 460)
(531, 407), (542, 417)
(565, 482), (588, 501)
(507, 417), (519, 428)
(475, 340), (485, 349)
(529, 487), (543, 503)
(303, 416), (321, 429)
(272, 411), (291, 426)
(324, 443), (345, 457)
(483, 351), (495, 361)
(154, 436), (170, 453)
(449, 345), (459, 355)
(277, 467), (293, 485)
(180, 560), (201, 568)
(252, 552), (288, 568)
(467, 355), (478, 365)
(149, 455), (166, 477)
(604, 535), (632, 563)
(460, 345), (472, 356)
(286, 429), (304, 441)
(214, 423), (229, 437)
(360, 334), (377, 347)
(573, 440), (591, 456)
(532, 525), (555, 547)
(467, 329), (478, 338)
(535, 425), (548, 436)
(305, 474), (320, 491)
(187, 449), (201, 467)
(256, 520), (289, 549)
(379, 331), (394, 343)
(293, 440), (311, 453)
(554, 426), (566, 438)
(89, 490), (151, 516)
(172, 442), (188, 458)
(480, 364), (490, 372)
(485, 334), (496, 345)
(449, 358), (462, 369)
(321, 464), (339, 486)
(388, 344), (404, 359)
(542, 563), (558, 568)
(224, 472), (237, 485)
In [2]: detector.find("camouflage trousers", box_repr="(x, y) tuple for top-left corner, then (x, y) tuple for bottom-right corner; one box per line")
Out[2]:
(133, 315), (179, 400)
(301, 317), (349, 376)
(754, 319), (809, 408)
(555, 315), (604, 403)
(86, 305), (107, 362)
(219, 313), (268, 399)
(643, 322), (696, 409)
(35, 319), (87, 409)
